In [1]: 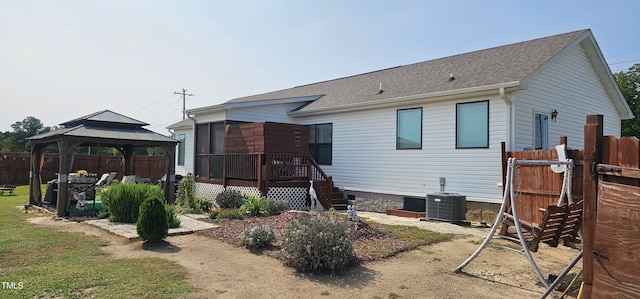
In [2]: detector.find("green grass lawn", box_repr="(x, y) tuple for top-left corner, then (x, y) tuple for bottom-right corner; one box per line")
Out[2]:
(0, 186), (194, 299)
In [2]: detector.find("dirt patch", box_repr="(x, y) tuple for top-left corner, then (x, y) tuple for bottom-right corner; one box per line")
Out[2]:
(28, 214), (582, 298)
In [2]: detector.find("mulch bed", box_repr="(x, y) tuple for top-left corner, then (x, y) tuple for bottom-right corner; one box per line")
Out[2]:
(198, 211), (407, 262)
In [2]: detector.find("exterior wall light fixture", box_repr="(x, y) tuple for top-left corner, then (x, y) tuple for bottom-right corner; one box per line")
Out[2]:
(551, 109), (558, 122)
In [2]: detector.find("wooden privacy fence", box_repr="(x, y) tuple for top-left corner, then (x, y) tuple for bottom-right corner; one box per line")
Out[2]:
(0, 152), (166, 185)
(501, 138), (584, 224)
(503, 115), (640, 298)
(582, 115), (640, 298)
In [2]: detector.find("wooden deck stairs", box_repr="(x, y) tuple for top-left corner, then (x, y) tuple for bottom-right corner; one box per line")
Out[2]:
(329, 187), (348, 210)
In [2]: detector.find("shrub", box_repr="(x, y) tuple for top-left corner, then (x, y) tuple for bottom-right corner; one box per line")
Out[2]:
(209, 209), (244, 220)
(136, 196), (169, 242)
(100, 183), (163, 223)
(240, 195), (271, 217)
(96, 210), (109, 219)
(281, 214), (356, 273)
(176, 173), (198, 212)
(165, 204), (181, 228)
(267, 199), (290, 216)
(241, 225), (275, 249)
(215, 190), (244, 209)
(196, 197), (213, 213)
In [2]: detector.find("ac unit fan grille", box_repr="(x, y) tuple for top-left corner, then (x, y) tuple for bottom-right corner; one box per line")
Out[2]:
(426, 193), (466, 222)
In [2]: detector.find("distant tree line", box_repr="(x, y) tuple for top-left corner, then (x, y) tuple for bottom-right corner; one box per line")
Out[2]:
(614, 63), (640, 138)
(0, 116), (164, 155)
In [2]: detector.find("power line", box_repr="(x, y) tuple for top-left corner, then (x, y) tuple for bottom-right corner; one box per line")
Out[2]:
(608, 59), (640, 66)
(173, 88), (194, 120)
(126, 94), (175, 115)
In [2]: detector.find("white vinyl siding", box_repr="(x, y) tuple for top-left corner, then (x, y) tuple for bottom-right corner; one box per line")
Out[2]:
(298, 96), (507, 203)
(193, 110), (227, 124)
(226, 102), (303, 123)
(513, 42), (621, 150)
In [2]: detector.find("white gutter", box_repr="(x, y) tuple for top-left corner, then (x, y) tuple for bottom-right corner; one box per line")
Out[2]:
(186, 103), (224, 115)
(289, 81), (521, 116)
(499, 87), (514, 151)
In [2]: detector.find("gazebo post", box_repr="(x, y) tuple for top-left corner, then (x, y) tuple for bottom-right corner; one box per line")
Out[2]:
(163, 145), (176, 204)
(55, 140), (78, 217)
(120, 145), (135, 176)
(28, 143), (45, 206)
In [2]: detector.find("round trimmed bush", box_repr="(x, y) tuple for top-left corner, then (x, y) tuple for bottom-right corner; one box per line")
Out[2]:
(215, 190), (244, 209)
(281, 214), (356, 273)
(137, 197), (169, 242)
(267, 199), (290, 215)
(241, 225), (275, 249)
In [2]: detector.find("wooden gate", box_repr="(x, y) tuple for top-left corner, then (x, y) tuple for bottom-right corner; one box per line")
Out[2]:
(502, 139), (584, 224)
(582, 115), (640, 298)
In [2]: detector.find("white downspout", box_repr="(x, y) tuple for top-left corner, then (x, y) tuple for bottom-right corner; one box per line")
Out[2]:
(499, 87), (513, 151)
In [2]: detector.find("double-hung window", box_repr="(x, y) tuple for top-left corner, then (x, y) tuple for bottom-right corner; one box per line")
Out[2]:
(456, 101), (489, 148)
(397, 108), (422, 149)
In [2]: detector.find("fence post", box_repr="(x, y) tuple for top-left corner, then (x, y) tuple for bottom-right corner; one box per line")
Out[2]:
(582, 114), (602, 298)
(258, 154), (267, 197)
(560, 136), (567, 146)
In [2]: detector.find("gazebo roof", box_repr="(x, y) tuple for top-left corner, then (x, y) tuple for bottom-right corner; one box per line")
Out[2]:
(27, 110), (178, 146)
(27, 110), (179, 212)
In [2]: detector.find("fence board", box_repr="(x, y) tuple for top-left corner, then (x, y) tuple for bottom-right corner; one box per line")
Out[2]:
(0, 152), (166, 185)
(601, 136), (618, 165)
(592, 182), (640, 298)
(503, 141), (583, 225)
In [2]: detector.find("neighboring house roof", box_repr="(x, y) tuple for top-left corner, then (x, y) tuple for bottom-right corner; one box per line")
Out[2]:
(29, 110), (178, 146)
(167, 118), (193, 130)
(218, 29), (631, 119)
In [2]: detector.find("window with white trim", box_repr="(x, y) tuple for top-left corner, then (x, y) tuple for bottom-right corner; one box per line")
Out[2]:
(177, 134), (186, 166)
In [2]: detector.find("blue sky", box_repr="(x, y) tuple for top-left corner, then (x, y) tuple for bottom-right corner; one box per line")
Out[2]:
(1, 0), (639, 133)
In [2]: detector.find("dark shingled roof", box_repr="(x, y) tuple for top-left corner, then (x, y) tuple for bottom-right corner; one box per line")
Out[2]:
(61, 110), (148, 127)
(226, 30), (589, 112)
(28, 110), (177, 146)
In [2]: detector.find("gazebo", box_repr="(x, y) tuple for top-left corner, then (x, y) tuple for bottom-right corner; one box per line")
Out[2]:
(27, 110), (179, 217)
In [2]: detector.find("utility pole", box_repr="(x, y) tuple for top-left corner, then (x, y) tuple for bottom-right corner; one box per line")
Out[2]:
(174, 88), (194, 119)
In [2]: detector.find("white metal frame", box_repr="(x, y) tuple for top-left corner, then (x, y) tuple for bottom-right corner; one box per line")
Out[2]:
(453, 156), (576, 299)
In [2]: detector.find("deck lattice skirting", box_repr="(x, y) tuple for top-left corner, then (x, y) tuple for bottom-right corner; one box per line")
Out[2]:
(195, 182), (307, 210)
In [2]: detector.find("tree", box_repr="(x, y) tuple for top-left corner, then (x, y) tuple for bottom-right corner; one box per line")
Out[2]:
(614, 64), (640, 137)
(9, 116), (51, 152)
(136, 196), (169, 243)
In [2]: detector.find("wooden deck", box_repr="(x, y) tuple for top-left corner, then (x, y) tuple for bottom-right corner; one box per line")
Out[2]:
(196, 121), (346, 209)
